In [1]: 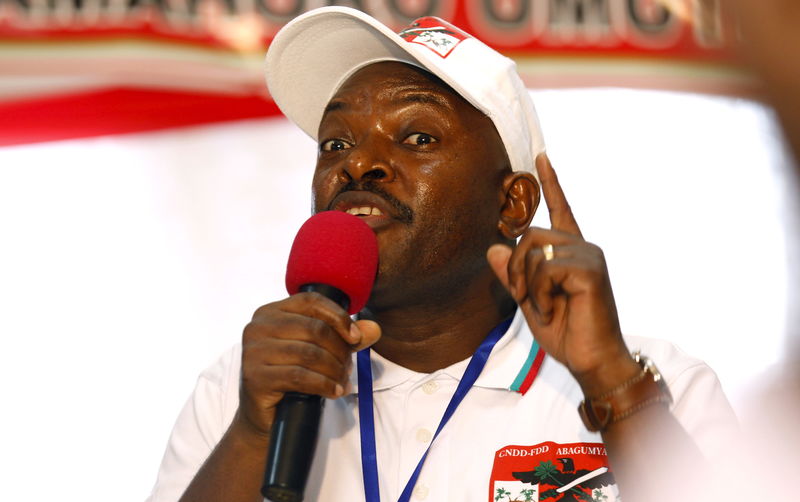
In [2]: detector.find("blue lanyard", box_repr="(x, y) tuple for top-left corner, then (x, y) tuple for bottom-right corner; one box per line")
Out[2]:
(357, 317), (513, 502)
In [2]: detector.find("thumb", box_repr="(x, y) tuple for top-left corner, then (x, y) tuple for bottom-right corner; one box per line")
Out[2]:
(487, 244), (513, 294)
(351, 319), (382, 351)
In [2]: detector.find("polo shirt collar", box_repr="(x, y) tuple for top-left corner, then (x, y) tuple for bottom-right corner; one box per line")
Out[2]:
(348, 309), (545, 395)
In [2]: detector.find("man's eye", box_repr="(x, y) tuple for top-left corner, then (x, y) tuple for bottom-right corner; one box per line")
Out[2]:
(320, 139), (352, 151)
(403, 133), (437, 146)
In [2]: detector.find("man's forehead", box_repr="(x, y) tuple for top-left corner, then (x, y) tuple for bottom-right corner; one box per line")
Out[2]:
(325, 61), (472, 114)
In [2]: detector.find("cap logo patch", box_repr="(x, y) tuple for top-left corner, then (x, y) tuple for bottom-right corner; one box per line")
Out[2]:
(398, 16), (470, 58)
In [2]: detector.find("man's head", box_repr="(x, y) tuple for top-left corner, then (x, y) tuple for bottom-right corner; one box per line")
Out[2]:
(265, 7), (545, 309)
(309, 61), (539, 309)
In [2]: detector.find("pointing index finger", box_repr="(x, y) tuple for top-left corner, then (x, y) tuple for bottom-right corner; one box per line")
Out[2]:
(537, 153), (582, 238)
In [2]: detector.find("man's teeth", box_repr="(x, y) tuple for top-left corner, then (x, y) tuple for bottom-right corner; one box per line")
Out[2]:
(345, 206), (383, 216)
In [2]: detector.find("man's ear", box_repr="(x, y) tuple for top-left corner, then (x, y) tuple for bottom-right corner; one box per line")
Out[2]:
(498, 171), (540, 239)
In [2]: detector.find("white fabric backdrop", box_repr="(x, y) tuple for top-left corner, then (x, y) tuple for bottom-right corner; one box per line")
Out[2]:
(0, 89), (796, 502)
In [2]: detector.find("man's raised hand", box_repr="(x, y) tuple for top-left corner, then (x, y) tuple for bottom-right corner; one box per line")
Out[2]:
(487, 154), (637, 395)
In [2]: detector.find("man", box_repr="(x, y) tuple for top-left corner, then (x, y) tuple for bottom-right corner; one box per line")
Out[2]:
(147, 7), (736, 502)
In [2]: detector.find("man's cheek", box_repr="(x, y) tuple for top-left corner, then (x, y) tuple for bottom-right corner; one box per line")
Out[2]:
(310, 181), (334, 212)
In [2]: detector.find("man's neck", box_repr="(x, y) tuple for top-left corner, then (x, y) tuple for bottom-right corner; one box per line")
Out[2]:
(361, 276), (516, 373)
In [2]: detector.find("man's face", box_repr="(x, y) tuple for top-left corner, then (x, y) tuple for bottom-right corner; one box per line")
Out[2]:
(312, 61), (511, 310)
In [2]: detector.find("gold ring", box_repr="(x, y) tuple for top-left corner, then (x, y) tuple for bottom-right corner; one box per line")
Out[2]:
(542, 243), (554, 261)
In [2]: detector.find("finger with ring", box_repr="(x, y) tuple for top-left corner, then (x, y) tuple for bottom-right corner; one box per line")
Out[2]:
(542, 243), (555, 261)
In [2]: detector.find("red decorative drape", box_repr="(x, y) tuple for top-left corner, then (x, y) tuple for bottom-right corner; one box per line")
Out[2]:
(0, 0), (752, 146)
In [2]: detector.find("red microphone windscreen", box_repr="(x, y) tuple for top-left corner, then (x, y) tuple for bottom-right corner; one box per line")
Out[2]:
(285, 211), (379, 314)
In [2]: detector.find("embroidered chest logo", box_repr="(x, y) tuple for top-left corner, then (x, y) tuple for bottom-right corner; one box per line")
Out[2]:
(489, 442), (619, 502)
(398, 17), (470, 58)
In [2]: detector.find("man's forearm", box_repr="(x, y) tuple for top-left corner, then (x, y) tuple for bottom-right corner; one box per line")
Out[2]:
(574, 356), (707, 501)
(179, 413), (271, 502)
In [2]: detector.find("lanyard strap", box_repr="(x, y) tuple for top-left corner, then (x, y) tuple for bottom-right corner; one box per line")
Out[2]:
(357, 317), (513, 502)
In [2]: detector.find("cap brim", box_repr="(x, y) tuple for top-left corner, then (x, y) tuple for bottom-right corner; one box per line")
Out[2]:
(265, 7), (422, 140)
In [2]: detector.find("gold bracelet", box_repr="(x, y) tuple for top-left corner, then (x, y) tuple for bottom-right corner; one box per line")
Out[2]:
(578, 352), (673, 432)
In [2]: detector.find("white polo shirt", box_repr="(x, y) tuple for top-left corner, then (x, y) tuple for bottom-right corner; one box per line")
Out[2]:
(146, 310), (738, 502)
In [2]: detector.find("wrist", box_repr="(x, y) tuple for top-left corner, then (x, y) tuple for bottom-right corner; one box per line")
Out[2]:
(574, 350), (641, 399)
(578, 351), (674, 432)
(231, 409), (273, 450)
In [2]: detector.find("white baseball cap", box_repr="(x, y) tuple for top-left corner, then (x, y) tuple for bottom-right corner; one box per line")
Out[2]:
(265, 6), (545, 177)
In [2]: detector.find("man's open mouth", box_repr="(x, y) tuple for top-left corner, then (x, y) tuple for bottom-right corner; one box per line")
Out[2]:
(327, 183), (413, 225)
(344, 206), (384, 217)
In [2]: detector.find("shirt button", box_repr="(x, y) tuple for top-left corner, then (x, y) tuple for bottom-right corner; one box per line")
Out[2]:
(416, 428), (433, 444)
(413, 484), (429, 500)
(422, 381), (438, 394)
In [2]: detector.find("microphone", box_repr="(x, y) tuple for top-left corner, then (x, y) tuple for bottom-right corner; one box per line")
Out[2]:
(262, 210), (379, 502)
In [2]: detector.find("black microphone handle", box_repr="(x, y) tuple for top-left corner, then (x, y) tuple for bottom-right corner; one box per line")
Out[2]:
(261, 283), (350, 502)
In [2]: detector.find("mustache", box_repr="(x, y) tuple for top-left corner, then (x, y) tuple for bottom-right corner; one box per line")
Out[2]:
(327, 181), (414, 224)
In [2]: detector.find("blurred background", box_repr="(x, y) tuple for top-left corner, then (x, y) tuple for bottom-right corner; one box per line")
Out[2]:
(1, 1), (797, 501)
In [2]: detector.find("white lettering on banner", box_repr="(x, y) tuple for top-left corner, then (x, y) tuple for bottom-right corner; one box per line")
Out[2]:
(0, 0), (732, 51)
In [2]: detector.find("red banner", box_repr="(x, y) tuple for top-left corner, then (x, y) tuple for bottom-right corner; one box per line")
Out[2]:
(0, 0), (754, 145)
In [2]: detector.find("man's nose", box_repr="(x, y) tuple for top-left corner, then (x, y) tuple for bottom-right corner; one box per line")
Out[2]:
(339, 145), (396, 183)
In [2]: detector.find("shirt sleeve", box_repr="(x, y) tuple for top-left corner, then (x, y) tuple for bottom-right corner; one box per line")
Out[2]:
(145, 345), (242, 502)
(626, 336), (739, 461)
(668, 360), (739, 461)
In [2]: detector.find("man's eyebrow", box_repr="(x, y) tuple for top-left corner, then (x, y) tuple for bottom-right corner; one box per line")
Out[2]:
(398, 91), (454, 111)
(323, 100), (347, 115)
